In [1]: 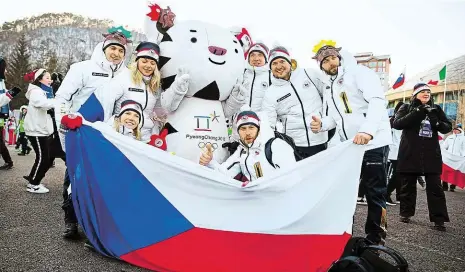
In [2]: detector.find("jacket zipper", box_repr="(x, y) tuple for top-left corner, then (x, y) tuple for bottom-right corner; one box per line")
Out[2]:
(249, 71), (256, 107)
(290, 82), (310, 146)
(330, 79), (349, 140)
(143, 84), (149, 110)
(244, 147), (253, 181)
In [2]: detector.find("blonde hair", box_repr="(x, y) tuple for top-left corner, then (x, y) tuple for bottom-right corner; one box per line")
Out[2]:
(113, 117), (141, 141)
(130, 59), (161, 93)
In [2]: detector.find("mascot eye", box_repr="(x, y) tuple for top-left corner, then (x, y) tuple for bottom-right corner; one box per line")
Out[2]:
(191, 37), (197, 43)
(235, 49), (238, 53)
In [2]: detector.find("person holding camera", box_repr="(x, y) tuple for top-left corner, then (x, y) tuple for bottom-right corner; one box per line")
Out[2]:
(392, 83), (451, 231)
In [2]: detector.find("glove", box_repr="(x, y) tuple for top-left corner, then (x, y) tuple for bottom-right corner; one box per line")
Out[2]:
(230, 83), (247, 102)
(61, 114), (83, 130)
(173, 67), (190, 95)
(428, 112), (439, 126)
(149, 128), (168, 150)
(7, 87), (21, 98)
(222, 141), (240, 155)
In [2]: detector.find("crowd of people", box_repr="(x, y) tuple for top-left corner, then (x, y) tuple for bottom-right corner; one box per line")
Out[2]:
(0, 26), (461, 254)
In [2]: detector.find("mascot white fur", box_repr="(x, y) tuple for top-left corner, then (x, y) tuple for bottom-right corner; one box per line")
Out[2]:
(145, 2), (250, 164)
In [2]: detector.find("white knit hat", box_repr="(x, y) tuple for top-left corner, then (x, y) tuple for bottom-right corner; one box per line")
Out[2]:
(119, 100), (144, 129)
(247, 42), (270, 63)
(268, 45), (291, 68)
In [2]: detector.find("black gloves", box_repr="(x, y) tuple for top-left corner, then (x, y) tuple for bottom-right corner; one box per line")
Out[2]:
(7, 86), (21, 98)
(222, 141), (240, 155)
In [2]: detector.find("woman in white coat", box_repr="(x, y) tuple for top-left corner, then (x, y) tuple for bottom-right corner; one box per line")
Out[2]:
(113, 41), (162, 143)
(23, 69), (58, 194)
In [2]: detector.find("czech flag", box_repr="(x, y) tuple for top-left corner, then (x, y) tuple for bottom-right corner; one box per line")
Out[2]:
(65, 115), (366, 272)
(392, 72), (405, 89)
(441, 144), (465, 189)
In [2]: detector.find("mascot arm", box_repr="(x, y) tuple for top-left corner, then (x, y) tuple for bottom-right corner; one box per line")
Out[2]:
(223, 83), (247, 119)
(161, 74), (190, 112)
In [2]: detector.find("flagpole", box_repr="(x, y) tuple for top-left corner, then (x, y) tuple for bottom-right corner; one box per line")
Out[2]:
(402, 65), (406, 102)
(443, 62), (447, 109)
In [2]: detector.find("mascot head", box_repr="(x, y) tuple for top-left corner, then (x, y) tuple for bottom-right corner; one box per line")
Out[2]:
(145, 3), (247, 101)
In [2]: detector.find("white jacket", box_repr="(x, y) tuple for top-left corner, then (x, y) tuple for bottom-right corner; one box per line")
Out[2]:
(0, 93), (10, 108)
(55, 42), (128, 123)
(24, 84), (57, 137)
(242, 64), (272, 112)
(207, 124), (296, 181)
(388, 128), (402, 160)
(444, 130), (465, 156)
(111, 69), (160, 142)
(262, 68), (328, 147)
(320, 50), (392, 150)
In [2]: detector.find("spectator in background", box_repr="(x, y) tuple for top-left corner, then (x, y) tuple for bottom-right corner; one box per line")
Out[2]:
(16, 105), (31, 155)
(442, 125), (464, 192)
(393, 83), (451, 231)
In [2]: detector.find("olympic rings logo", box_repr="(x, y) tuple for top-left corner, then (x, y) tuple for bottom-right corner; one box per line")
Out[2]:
(198, 142), (218, 150)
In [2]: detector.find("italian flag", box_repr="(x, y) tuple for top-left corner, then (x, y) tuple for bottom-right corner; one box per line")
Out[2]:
(428, 65), (447, 86)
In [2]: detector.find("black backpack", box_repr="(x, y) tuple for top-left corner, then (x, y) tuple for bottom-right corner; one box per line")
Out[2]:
(264, 131), (302, 168)
(328, 237), (409, 272)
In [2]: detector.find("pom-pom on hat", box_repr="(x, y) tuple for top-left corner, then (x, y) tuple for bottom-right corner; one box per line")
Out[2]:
(23, 68), (46, 82)
(135, 41), (160, 64)
(119, 100), (144, 129)
(268, 44), (291, 68)
(235, 110), (260, 131)
(412, 83), (431, 97)
(247, 42), (269, 63)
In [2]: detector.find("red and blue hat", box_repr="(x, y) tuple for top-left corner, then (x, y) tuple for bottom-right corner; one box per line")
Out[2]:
(235, 111), (260, 131)
(135, 42), (160, 64)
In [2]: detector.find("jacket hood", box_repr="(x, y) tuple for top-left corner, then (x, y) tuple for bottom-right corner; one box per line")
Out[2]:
(92, 42), (126, 73)
(25, 84), (42, 99)
(238, 112), (275, 149)
(336, 49), (357, 78)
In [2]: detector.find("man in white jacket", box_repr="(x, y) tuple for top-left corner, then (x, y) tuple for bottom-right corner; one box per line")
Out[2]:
(262, 45), (328, 160)
(242, 42), (272, 112)
(55, 28), (132, 240)
(443, 126), (464, 191)
(199, 110), (296, 183)
(310, 42), (392, 245)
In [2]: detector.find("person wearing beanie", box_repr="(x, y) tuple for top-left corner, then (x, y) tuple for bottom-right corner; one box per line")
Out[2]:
(310, 40), (392, 245)
(0, 57), (22, 170)
(110, 41), (165, 143)
(53, 26), (132, 240)
(442, 126), (464, 192)
(22, 68), (60, 194)
(261, 44), (329, 160)
(392, 82), (451, 231)
(241, 41), (272, 112)
(109, 100), (143, 140)
(199, 110), (296, 182)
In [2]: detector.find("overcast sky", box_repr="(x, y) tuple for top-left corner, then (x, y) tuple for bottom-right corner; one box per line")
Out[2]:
(2, 0), (465, 84)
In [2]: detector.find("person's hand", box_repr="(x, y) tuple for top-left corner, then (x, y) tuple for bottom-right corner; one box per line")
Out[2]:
(199, 143), (213, 166)
(61, 114), (83, 130)
(310, 116), (322, 133)
(353, 132), (373, 145)
(428, 112), (439, 125)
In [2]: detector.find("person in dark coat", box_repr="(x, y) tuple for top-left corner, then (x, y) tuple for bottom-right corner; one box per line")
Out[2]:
(393, 83), (451, 231)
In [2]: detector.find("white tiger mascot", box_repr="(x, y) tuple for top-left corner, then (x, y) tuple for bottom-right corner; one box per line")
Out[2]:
(145, 2), (251, 164)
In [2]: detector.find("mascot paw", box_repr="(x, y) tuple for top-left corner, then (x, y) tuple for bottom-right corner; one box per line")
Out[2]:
(149, 129), (168, 151)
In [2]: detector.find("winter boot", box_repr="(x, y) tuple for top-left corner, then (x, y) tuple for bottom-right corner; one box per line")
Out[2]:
(0, 162), (13, 170)
(63, 223), (80, 239)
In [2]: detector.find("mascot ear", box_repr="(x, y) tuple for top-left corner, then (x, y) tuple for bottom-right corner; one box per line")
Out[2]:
(230, 27), (253, 59)
(145, 1), (176, 42)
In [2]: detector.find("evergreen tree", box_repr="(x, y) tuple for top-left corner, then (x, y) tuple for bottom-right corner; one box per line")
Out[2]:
(5, 33), (31, 109)
(45, 50), (59, 73)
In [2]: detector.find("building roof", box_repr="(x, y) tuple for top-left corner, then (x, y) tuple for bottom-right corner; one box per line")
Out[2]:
(386, 54), (465, 95)
(354, 54), (391, 62)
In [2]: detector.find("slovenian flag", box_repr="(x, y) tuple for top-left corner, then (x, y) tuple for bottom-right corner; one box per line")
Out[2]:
(65, 118), (367, 272)
(428, 65), (447, 86)
(440, 144), (465, 189)
(392, 70), (405, 89)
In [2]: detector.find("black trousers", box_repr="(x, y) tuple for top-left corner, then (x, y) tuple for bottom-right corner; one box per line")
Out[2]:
(359, 146), (388, 244)
(27, 136), (51, 185)
(387, 160), (401, 201)
(295, 143), (327, 161)
(399, 174), (449, 223)
(62, 168), (78, 224)
(17, 132), (29, 152)
(442, 181), (456, 191)
(0, 127), (12, 164)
